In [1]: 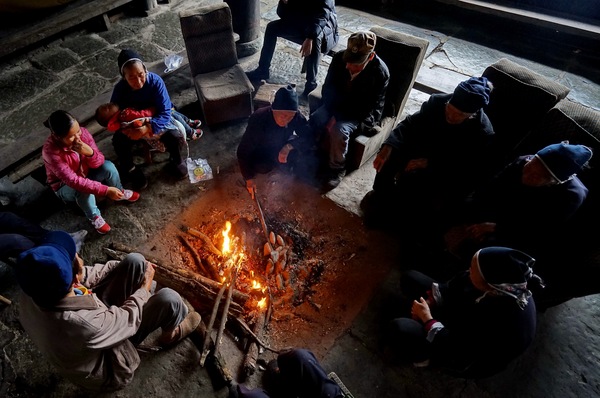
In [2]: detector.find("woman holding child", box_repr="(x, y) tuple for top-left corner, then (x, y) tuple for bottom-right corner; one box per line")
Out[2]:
(109, 49), (200, 190)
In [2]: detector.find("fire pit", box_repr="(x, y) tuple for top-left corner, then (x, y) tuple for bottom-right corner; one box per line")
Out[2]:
(107, 172), (397, 384)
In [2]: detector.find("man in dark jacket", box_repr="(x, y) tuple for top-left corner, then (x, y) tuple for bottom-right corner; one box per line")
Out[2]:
(310, 31), (390, 189)
(237, 85), (312, 198)
(246, 0), (338, 97)
(362, 77), (495, 229)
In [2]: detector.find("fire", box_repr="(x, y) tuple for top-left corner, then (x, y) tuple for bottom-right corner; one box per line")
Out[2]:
(257, 297), (267, 309)
(221, 221), (232, 255)
(251, 280), (262, 290)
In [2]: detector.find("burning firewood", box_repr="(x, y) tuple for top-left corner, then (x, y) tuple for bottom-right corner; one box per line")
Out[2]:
(242, 298), (268, 379)
(181, 224), (223, 257)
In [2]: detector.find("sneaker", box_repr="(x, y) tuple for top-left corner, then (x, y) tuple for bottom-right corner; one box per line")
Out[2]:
(91, 215), (111, 234)
(158, 311), (201, 347)
(187, 119), (202, 129)
(120, 189), (140, 202)
(68, 229), (88, 252)
(246, 68), (269, 81)
(191, 129), (203, 140)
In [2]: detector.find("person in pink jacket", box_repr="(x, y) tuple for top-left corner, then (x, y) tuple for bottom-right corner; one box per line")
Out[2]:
(42, 110), (140, 234)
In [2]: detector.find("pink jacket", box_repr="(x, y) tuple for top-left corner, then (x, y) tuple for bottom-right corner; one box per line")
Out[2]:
(42, 127), (108, 196)
(19, 260), (150, 391)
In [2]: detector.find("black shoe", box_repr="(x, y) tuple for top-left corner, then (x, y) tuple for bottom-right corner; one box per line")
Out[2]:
(164, 162), (188, 180)
(301, 82), (318, 98)
(129, 167), (148, 191)
(325, 168), (346, 190)
(246, 68), (269, 81)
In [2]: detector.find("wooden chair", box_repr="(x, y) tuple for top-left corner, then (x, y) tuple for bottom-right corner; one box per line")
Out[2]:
(179, 3), (254, 127)
(309, 26), (429, 171)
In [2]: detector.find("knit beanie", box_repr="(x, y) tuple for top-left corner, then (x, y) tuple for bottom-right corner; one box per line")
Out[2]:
(449, 76), (491, 113)
(535, 141), (593, 183)
(118, 49), (144, 76)
(16, 231), (76, 305)
(476, 247), (535, 285)
(272, 85), (298, 111)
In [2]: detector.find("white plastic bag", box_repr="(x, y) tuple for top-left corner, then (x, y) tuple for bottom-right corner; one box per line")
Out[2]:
(186, 157), (213, 183)
(164, 54), (183, 73)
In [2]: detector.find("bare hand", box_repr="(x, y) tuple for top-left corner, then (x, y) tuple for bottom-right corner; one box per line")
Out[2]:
(373, 145), (392, 172)
(411, 297), (433, 323)
(246, 179), (256, 200)
(278, 144), (293, 163)
(106, 187), (124, 201)
(465, 222), (496, 242)
(143, 261), (155, 292)
(74, 253), (85, 283)
(300, 38), (313, 57)
(71, 137), (93, 156)
(404, 158), (428, 172)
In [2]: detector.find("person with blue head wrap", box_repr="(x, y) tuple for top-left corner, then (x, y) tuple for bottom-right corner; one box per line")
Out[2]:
(363, 76), (496, 232)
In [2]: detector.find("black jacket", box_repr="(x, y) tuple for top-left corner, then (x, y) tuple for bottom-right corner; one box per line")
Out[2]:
(321, 51), (390, 128)
(277, 0), (339, 54)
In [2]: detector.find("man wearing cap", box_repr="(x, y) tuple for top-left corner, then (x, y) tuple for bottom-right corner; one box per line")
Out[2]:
(246, 0), (338, 98)
(444, 141), (592, 263)
(111, 49), (189, 190)
(387, 246), (542, 378)
(16, 231), (201, 391)
(237, 85), (313, 198)
(310, 30), (390, 190)
(362, 77), (495, 229)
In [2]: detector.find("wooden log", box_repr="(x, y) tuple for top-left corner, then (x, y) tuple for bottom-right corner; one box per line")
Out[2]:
(180, 225), (222, 257)
(103, 248), (245, 317)
(243, 308), (267, 378)
(109, 243), (250, 303)
(178, 234), (219, 280)
(200, 279), (229, 366)
(214, 266), (239, 358)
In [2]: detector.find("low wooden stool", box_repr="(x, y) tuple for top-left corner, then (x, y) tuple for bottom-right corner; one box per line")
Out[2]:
(253, 81), (288, 109)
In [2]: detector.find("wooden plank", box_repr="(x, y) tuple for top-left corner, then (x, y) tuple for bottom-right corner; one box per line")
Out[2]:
(435, 0), (600, 41)
(0, 0), (135, 59)
(1, 49), (190, 183)
(414, 63), (469, 95)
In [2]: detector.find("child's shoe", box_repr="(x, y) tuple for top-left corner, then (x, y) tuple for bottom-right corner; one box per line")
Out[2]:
(188, 119), (202, 129)
(91, 215), (111, 234)
(120, 189), (140, 202)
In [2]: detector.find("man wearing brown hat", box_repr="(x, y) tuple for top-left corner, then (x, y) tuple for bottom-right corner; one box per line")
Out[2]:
(16, 231), (201, 391)
(237, 85), (313, 198)
(310, 31), (390, 190)
(362, 77), (495, 229)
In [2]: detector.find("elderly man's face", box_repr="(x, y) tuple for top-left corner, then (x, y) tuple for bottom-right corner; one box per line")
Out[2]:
(272, 110), (296, 127)
(522, 156), (560, 187)
(345, 52), (374, 75)
(445, 102), (475, 125)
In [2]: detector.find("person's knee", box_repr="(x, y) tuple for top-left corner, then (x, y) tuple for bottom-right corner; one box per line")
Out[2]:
(122, 253), (146, 272)
(277, 348), (318, 370)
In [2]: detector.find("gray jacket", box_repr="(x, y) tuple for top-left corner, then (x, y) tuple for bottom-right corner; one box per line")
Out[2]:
(19, 260), (150, 391)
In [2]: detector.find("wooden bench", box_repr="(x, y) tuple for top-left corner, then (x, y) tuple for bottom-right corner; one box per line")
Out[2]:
(0, 49), (189, 185)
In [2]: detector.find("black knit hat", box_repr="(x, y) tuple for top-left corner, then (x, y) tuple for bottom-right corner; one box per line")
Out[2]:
(449, 76), (491, 113)
(476, 247), (535, 284)
(272, 85), (298, 111)
(118, 49), (144, 76)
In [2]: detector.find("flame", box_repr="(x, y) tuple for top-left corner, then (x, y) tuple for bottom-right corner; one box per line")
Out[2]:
(252, 280), (262, 290)
(221, 221), (232, 255)
(257, 297), (267, 309)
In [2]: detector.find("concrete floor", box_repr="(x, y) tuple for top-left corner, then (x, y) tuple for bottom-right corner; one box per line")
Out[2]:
(0, 0), (599, 397)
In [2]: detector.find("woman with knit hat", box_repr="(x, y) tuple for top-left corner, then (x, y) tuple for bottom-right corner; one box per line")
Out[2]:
(237, 85), (313, 198)
(363, 77), (495, 230)
(386, 246), (543, 378)
(110, 49), (195, 190)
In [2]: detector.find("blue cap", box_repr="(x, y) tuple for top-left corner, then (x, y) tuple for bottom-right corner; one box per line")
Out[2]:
(536, 142), (593, 182)
(449, 76), (491, 113)
(16, 231), (76, 305)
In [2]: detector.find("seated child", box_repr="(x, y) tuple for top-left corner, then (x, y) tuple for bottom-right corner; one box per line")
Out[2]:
(95, 102), (203, 142)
